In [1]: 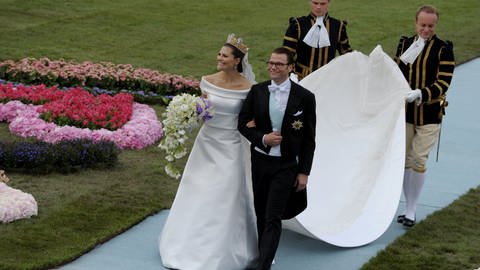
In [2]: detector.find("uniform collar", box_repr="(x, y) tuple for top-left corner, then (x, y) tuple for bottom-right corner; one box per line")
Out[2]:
(309, 12), (329, 22)
(415, 34), (436, 43)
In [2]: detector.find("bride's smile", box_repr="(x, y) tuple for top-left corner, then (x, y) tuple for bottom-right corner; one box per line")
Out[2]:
(216, 46), (239, 71)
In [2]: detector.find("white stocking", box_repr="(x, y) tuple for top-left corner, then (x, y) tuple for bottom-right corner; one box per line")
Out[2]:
(402, 168), (413, 214)
(404, 170), (426, 220)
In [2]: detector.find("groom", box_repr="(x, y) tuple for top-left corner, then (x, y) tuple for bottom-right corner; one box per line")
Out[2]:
(238, 47), (316, 269)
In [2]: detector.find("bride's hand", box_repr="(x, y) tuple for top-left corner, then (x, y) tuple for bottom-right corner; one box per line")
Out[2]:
(295, 173), (308, 192)
(246, 119), (256, 128)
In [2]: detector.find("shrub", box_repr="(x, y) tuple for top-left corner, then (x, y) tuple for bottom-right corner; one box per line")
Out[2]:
(0, 139), (120, 174)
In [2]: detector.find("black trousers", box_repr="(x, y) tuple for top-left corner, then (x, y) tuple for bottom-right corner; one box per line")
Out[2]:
(251, 150), (297, 270)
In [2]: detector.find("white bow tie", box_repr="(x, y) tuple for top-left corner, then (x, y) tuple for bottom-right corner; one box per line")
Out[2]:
(400, 37), (426, 64)
(302, 16), (331, 48)
(268, 84), (289, 93)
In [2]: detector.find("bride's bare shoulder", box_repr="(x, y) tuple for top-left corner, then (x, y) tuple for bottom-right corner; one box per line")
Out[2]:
(203, 72), (251, 90)
(236, 76), (252, 89)
(203, 73), (221, 84)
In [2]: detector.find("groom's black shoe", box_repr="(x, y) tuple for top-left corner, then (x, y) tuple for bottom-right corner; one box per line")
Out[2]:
(397, 215), (406, 224)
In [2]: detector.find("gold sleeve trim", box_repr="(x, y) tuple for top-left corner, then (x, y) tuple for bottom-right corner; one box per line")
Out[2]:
(440, 61), (455, 65)
(434, 82), (444, 96)
(438, 72), (454, 77)
(425, 87), (432, 102)
(284, 36), (297, 42)
(438, 79), (450, 88)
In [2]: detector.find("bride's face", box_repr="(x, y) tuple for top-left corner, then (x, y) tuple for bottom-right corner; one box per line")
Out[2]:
(216, 46), (239, 71)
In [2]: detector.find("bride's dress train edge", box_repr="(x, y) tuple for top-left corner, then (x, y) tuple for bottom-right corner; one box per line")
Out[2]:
(283, 46), (409, 247)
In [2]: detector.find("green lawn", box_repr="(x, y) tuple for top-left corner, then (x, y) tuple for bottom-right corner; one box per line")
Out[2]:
(1, 0), (479, 269)
(1, 0), (478, 80)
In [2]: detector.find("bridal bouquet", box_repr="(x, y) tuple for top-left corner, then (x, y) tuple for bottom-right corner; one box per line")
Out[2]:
(159, 93), (213, 179)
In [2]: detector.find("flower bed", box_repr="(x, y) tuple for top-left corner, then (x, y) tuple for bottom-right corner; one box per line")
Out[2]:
(1, 83), (163, 149)
(0, 58), (201, 99)
(1, 100), (162, 149)
(1, 83), (134, 130)
(39, 89), (133, 130)
(0, 139), (119, 174)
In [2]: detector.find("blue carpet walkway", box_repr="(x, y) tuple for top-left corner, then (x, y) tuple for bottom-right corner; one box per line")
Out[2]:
(55, 58), (480, 270)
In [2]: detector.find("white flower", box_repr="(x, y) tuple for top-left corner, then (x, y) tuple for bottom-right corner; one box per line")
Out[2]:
(158, 93), (214, 179)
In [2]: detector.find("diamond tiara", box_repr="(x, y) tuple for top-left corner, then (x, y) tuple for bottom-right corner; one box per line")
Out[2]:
(226, 33), (248, 54)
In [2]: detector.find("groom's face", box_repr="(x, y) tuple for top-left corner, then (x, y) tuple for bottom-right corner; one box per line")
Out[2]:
(267, 53), (292, 83)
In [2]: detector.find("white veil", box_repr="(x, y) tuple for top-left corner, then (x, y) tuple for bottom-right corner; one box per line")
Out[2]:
(241, 52), (256, 84)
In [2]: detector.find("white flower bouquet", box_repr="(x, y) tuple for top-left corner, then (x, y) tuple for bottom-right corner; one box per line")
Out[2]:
(158, 94), (213, 179)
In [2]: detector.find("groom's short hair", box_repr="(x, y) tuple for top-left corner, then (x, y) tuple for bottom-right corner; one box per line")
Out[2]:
(273, 47), (294, 64)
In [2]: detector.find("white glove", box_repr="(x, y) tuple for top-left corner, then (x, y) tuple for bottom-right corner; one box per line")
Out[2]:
(405, 89), (422, 104)
(289, 73), (299, 83)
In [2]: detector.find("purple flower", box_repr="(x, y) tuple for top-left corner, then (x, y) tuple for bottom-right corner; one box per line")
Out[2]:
(195, 96), (213, 122)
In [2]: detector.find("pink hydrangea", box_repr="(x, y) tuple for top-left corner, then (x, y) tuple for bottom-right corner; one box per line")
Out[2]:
(1, 101), (163, 149)
(0, 183), (38, 223)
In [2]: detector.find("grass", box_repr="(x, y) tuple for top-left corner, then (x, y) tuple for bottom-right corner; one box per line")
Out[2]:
(0, 0), (479, 269)
(0, 107), (195, 270)
(361, 187), (480, 270)
(0, 0), (479, 80)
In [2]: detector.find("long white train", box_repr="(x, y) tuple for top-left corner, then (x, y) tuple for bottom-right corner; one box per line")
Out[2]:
(283, 46), (410, 247)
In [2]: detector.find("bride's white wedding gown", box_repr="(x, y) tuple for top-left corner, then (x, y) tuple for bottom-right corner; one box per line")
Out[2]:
(283, 46), (410, 247)
(159, 78), (258, 270)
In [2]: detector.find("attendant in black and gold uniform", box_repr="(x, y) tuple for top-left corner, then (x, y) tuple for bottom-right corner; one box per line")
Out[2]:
(395, 5), (455, 228)
(283, 0), (352, 80)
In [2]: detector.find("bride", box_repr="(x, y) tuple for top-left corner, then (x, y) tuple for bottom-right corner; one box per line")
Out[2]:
(158, 34), (258, 269)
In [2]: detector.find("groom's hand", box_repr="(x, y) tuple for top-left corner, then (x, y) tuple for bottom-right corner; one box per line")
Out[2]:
(246, 119), (256, 128)
(295, 173), (308, 192)
(264, 131), (282, 146)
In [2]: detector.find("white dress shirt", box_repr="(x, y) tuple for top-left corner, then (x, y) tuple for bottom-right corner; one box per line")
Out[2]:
(256, 78), (291, 156)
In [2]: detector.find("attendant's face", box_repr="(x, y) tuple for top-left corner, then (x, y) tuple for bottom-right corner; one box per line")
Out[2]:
(415, 11), (437, 39)
(216, 46), (239, 71)
(310, 0), (330, 17)
(267, 53), (293, 83)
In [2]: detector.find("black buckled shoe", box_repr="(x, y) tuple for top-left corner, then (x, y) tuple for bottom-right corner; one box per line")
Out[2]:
(397, 215), (406, 224)
(403, 217), (416, 227)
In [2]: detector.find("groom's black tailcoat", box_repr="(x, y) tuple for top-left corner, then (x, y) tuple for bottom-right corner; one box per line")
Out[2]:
(238, 80), (316, 178)
(238, 79), (316, 269)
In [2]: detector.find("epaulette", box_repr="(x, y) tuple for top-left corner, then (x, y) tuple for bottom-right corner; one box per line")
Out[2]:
(342, 20), (348, 25)
(445, 40), (454, 50)
(289, 17), (297, 24)
(399, 36), (408, 42)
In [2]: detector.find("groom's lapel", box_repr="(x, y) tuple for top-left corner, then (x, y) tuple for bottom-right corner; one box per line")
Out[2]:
(282, 82), (302, 132)
(260, 84), (271, 126)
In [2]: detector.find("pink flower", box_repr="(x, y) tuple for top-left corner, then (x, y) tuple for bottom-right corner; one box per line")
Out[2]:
(2, 101), (163, 149)
(0, 183), (38, 223)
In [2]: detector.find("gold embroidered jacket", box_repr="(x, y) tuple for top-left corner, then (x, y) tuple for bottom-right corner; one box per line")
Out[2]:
(395, 35), (455, 125)
(283, 13), (352, 80)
